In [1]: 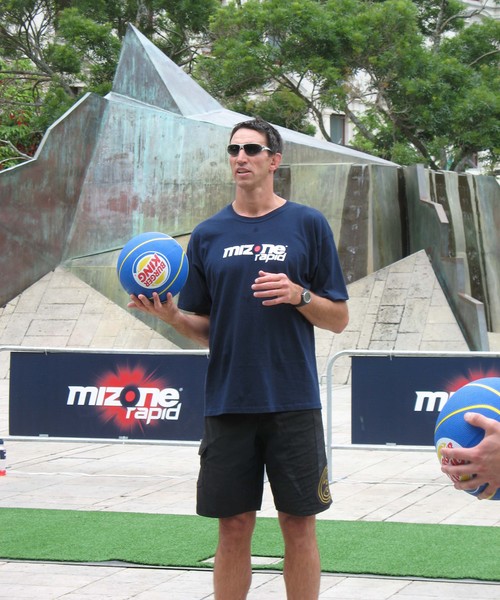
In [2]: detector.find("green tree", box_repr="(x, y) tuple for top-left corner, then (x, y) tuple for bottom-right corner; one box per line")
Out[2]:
(350, 0), (500, 171)
(231, 88), (316, 136)
(197, 0), (500, 172)
(197, 0), (353, 140)
(0, 0), (217, 167)
(0, 0), (120, 166)
(0, 58), (44, 169)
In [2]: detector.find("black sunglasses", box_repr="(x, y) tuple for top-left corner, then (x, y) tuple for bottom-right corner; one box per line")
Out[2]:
(227, 143), (273, 157)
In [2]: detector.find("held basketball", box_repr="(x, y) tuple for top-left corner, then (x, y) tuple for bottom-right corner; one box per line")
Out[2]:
(434, 377), (500, 500)
(117, 232), (189, 301)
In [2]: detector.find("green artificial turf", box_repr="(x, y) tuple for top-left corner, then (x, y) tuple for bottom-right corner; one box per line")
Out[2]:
(1, 508), (499, 581)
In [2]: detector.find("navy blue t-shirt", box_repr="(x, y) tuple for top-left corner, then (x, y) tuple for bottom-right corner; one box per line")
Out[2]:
(178, 201), (348, 416)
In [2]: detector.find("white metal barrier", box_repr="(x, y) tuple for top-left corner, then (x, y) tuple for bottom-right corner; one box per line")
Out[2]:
(5, 345), (500, 479)
(324, 349), (500, 482)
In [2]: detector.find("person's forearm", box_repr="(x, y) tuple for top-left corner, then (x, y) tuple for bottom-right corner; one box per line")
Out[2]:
(251, 271), (349, 333)
(297, 295), (349, 333)
(170, 311), (210, 347)
(128, 293), (210, 347)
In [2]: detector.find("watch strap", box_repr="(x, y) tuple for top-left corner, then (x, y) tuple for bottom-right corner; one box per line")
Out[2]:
(294, 288), (311, 307)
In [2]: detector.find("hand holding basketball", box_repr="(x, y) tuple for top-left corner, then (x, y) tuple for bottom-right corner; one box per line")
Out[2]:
(117, 232), (189, 302)
(127, 289), (181, 327)
(435, 377), (500, 500)
(440, 413), (500, 499)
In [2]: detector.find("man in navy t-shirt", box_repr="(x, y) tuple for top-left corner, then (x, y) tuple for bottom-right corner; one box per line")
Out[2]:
(129, 118), (349, 600)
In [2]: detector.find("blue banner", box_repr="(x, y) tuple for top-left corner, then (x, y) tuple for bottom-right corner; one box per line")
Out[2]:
(351, 355), (500, 445)
(9, 351), (208, 442)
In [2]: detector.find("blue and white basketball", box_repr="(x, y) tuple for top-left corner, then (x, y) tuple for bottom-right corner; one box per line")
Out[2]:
(117, 232), (189, 301)
(434, 377), (500, 500)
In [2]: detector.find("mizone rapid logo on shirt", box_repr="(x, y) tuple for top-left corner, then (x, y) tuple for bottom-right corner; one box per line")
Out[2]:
(222, 243), (287, 262)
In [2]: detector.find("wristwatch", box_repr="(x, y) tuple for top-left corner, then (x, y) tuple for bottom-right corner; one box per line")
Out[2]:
(294, 288), (312, 307)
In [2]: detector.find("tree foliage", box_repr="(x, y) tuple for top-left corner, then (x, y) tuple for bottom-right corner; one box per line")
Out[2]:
(0, 0), (498, 172)
(0, 0), (217, 168)
(0, 58), (44, 168)
(197, 0), (500, 172)
(197, 0), (354, 139)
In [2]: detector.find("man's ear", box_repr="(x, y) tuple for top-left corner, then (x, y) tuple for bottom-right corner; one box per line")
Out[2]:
(269, 152), (282, 172)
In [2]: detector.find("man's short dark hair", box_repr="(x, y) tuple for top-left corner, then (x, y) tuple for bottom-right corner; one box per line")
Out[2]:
(230, 117), (283, 154)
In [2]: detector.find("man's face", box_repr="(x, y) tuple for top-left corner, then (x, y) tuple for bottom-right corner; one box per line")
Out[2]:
(228, 128), (280, 188)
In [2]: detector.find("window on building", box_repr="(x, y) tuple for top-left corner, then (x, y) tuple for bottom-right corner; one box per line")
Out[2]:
(330, 114), (345, 145)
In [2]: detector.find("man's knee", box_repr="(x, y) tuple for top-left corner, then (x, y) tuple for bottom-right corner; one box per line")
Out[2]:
(278, 513), (317, 544)
(218, 512), (256, 546)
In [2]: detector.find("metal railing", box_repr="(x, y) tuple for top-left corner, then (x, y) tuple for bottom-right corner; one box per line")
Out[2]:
(324, 349), (500, 482)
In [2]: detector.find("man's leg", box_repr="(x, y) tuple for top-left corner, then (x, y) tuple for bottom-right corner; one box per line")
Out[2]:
(214, 511), (257, 600)
(278, 512), (321, 600)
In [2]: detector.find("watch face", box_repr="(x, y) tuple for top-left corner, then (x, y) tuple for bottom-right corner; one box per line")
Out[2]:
(302, 290), (311, 303)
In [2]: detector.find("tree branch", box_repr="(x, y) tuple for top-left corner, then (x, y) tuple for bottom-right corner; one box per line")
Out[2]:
(0, 139), (33, 160)
(374, 87), (440, 170)
(0, 69), (50, 79)
(343, 105), (379, 145)
(441, 7), (488, 32)
(278, 73), (333, 140)
(469, 49), (500, 68)
(430, 0), (488, 49)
